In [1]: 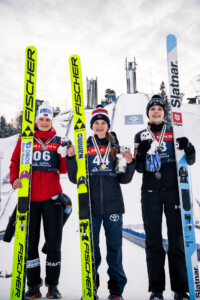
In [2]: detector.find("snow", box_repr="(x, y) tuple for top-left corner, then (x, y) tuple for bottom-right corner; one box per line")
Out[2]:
(0, 93), (200, 300)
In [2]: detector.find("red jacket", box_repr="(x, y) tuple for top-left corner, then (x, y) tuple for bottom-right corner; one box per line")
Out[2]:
(10, 127), (68, 201)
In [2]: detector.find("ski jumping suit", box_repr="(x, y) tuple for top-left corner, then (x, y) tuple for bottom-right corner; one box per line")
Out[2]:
(10, 127), (68, 287)
(134, 122), (195, 293)
(67, 134), (135, 294)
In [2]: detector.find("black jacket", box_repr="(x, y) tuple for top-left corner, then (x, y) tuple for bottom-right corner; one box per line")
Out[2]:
(67, 134), (135, 215)
(135, 123), (195, 191)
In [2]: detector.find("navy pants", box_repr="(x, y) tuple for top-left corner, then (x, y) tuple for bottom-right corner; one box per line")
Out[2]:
(92, 213), (127, 294)
(141, 189), (188, 293)
(27, 199), (63, 287)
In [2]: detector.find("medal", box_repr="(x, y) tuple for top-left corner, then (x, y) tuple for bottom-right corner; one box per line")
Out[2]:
(146, 124), (166, 153)
(157, 147), (162, 154)
(34, 136), (54, 150)
(155, 171), (162, 180)
(101, 163), (106, 169)
(92, 136), (111, 170)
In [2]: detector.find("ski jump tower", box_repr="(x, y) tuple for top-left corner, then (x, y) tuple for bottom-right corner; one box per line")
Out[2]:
(126, 58), (137, 94)
(86, 77), (98, 108)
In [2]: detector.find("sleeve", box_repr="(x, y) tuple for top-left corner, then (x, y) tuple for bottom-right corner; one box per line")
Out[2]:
(58, 155), (68, 174)
(66, 156), (77, 184)
(9, 139), (21, 186)
(134, 132), (146, 173)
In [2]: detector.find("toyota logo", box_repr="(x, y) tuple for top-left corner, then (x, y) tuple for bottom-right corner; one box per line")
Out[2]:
(109, 214), (120, 222)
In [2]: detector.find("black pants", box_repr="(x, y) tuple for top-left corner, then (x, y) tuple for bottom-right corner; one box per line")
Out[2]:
(141, 189), (188, 293)
(26, 199), (63, 286)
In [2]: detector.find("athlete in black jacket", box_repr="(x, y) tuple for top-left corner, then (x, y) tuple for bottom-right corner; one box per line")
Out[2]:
(134, 95), (195, 300)
(67, 105), (135, 300)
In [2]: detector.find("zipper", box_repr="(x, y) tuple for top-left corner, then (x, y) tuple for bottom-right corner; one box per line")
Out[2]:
(100, 176), (103, 215)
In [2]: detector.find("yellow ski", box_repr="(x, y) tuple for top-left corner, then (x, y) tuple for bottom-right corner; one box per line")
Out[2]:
(69, 55), (96, 300)
(10, 46), (37, 300)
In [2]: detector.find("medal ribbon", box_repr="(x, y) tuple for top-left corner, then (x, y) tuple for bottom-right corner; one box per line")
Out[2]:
(34, 136), (55, 150)
(146, 124), (166, 149)
(92, 136), (111, 166)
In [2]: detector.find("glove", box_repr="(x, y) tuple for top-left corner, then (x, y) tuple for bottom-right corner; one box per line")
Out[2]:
(176, 137), (194, 154)
(137, 140), (152, 157)
(54, 193), (72, 214)
(57, 145), (67, 157)
(176, 137), (189, 150)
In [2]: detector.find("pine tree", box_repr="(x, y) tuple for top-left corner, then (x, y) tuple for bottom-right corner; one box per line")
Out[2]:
(160, 81), (172, 125)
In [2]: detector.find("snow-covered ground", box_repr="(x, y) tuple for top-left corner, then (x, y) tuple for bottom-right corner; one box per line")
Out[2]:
(0, 93), (200, 300)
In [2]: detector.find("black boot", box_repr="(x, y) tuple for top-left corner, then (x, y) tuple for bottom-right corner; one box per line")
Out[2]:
(150, 291), (164, 300)
(174, 292), (190, 300)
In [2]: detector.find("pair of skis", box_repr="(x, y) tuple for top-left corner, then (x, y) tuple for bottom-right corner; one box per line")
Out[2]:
(9, 50), (96, 300)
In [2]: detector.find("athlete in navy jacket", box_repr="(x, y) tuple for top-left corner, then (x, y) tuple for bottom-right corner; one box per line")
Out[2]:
(134, 95), (195, 300)
(66, 105), (135, 300)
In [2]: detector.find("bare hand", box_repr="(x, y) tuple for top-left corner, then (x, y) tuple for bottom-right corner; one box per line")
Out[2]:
(67, 145), (75, 157)
(13, 179), (22, 189)
(123, 151), (133, 163)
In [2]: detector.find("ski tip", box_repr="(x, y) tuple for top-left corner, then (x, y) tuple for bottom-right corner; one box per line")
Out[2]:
(166, 34), (177, 53)
(69, 54), (80, 61)
(25, 46), (37, 51)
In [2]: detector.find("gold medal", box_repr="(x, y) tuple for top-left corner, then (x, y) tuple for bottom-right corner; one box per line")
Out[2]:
(101, 163), (106, 169)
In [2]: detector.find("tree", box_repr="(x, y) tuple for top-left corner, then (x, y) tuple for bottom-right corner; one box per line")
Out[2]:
(160, 81), (172, 125)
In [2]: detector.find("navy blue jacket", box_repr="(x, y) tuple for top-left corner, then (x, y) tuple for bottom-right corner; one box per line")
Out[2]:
(134, 122), (195, 191)
(67, 134), (135, 215)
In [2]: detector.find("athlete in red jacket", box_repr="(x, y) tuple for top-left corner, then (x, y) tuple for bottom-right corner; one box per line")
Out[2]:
(10, 101), (68, 299)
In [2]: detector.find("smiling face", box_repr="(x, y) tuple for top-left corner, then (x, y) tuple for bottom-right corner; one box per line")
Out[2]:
(92, 119), (109, 138)
(148, 105), (165, 124)
(37, 117), (52, 131)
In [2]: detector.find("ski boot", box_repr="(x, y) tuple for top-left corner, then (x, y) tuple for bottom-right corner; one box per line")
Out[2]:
(108, 286), (123, 300)
(46, 285), (62, 299)
(174, 292), (190, 300)
(25, 285), (42, 299)
(149, 291), (164, 300)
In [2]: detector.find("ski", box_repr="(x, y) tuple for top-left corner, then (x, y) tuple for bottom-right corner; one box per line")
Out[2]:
(166, 34), (200, 299)
(69, 55), (96, 300)
(10, 46), (37, 300)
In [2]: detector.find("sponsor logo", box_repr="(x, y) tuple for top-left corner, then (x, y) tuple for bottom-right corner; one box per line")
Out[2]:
(84, 242), (92, 297)
(20, 170), (30, 180)
(169, 61), (181, 109)
(194, 266), (200, 297)
(20, 141), (33, 165)
(109, 214), (120, 222)
(15, 243), (24, 297)
(172, 112), (182, 125)
(125, 115), (144, 125)
(77, 133), (84, 159)
(71, 57), (82, 116)
(25, 48), (36, 125)
(46, 261), (61, 267)
(91, 167), (99, 172)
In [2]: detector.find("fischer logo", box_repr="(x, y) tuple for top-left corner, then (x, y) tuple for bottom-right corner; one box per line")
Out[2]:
(172, 112), (182, 125)
(194, 266), (200, 297)
(77, 133), (84, 159)
(21, 141), (33, 165)
(71, 57), (82, 116)
(15, 243), (24, 297)
(25, 48), (36, 124)
(84, 242), (92, 297)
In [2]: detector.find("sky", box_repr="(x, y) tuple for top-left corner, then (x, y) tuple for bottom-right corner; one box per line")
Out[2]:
(0, 0), (200, 122)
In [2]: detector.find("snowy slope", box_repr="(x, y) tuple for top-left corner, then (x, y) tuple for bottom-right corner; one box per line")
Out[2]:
(0, 94), (200, 300)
